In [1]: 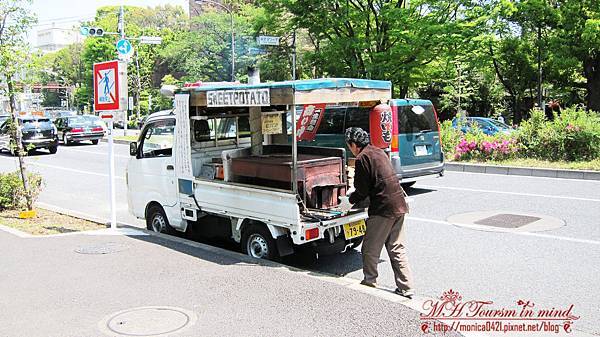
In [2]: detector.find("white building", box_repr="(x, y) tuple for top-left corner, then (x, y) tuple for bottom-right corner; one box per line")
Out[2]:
(36, 26), (81, 54)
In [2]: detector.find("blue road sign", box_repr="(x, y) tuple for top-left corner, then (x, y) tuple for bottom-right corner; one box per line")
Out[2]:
(116, 39), (133, 56)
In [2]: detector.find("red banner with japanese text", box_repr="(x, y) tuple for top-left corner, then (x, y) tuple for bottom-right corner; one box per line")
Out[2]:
(296, 103), (327, 141)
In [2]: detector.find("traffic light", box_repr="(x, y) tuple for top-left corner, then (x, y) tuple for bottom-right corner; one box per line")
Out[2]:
(80, 26), (104, 37)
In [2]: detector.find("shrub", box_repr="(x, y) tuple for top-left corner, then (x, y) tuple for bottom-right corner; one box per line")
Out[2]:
(454, 131), (520, 161)
(517, 107), (600, 161)
(0, 171), (43, 211)
(439, 120), (463, 158)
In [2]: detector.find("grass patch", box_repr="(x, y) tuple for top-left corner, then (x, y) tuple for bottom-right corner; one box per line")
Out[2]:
(0, 208), (107, 235)
(114, 135), (138, 142)
(452, 158), (600, 171)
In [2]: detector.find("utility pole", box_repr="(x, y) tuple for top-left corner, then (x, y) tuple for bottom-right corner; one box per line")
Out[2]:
(119, 5), (128, 136)
(537, 25), (543, 111)
(292, 30), (296, 80)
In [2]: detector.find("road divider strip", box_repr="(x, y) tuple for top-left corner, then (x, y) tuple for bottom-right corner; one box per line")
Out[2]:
(446, 162), (600, 181)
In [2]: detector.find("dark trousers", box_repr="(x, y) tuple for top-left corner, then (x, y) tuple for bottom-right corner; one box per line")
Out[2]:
(361, 214), (414, 291)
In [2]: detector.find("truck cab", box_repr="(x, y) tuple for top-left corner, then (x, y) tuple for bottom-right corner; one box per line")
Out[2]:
(127, 78), (393, 259)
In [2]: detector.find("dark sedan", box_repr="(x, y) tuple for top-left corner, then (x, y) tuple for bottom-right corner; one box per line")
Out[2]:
(55, 115), (105, 145)
(0, 116), (59, 154)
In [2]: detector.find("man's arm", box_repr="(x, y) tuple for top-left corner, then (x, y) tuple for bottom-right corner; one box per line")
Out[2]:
(349, 157), (371, 204)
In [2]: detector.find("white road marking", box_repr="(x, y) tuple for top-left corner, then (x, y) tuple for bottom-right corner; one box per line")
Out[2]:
(61, 147), (129, 158)
(447, 170), (600, 183)
(26, 161), (126, 180)
(407, 216), (600, 246)
(418, 184), (600, 202)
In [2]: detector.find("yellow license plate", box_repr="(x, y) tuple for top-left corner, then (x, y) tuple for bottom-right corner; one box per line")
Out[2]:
(343, 220), (366, 240)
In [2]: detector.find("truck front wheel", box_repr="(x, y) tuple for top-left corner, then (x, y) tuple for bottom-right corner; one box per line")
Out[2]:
(146, 204), (172, 234)
(241, 224), (277, 260)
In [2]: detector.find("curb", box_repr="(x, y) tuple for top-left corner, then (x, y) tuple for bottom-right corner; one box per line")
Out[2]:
(100, 138), (132, 145)
(446, 162), (600, 181)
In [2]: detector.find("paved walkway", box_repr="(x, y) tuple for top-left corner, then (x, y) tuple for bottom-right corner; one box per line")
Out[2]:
(0, 228), (458, 337)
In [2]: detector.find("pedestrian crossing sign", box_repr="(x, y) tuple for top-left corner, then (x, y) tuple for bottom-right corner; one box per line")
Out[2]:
(93, 60), (121, 111)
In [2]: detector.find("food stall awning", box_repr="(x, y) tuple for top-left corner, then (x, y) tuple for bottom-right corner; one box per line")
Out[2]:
(179, 78), (392, 107)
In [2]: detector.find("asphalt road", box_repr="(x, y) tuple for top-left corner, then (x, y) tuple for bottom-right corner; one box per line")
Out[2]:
(1, 142), (599, 336)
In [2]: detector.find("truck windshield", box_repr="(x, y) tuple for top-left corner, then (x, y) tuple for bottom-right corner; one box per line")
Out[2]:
(193, 116), (250, 142)
(142, 119), (175, 157)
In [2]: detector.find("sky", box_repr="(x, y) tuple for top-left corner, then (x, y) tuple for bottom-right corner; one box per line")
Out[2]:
(27, 0), (189, 45)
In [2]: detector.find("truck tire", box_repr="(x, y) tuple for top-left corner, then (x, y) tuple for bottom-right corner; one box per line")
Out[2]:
(91, 139), (99, 145)
(241, 224), (278, 260)
(146, 204), (173, 234)
(48, 145), (58, 154)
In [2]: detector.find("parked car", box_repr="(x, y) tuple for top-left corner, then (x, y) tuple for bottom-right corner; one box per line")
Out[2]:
(0, 116), (59, 154)
(452, 117), (514, 136)
(296, 99), (444, 188)
(0, 113), (10, 126)
(54, 115), (105, 145)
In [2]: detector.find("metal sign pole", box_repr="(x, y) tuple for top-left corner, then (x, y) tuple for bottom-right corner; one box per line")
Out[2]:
(108, 116), (117, 229)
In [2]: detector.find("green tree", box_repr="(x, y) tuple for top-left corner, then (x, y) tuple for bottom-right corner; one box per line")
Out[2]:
(0, 0), (37, 211)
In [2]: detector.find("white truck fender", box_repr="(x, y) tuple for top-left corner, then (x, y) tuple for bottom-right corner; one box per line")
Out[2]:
(232, 218), (289, 243)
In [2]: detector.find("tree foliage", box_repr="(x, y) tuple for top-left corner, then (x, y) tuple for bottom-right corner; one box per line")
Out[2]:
(39, 0), (600, 123)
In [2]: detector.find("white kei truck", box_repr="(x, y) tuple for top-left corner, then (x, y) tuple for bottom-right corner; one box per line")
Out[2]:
(126, 78), (392, 259)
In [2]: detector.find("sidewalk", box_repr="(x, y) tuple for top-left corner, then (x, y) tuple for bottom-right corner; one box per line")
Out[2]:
(0, 227), (458, 337)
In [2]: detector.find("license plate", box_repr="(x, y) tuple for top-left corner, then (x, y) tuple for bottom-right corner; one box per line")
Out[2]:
(415, 145), (428, 156)
(343, 220), (366, 240)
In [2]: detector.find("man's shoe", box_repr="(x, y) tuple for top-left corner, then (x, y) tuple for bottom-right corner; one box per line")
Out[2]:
(395, 288), (414, 299)
(360, 280), (376, 288)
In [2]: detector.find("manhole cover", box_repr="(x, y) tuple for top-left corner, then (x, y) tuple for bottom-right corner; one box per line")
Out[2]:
(474, 214), (541, 228)
(447, 211), (564, 232)
(75, 242), (128, 255)
(99, 306), (196, 337)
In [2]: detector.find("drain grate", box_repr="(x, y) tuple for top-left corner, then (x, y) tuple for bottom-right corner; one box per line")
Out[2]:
(75, 242), (128, 255)
(474, 213), (541, 229)
(100, 306), (196, 336)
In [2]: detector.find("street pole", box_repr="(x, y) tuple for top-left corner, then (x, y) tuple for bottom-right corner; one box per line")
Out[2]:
(119, 5), (128, 136)
(107, 116), (117, 229)
(292, 29), (296, 80)
(135, 50), (141, 121)
(195, 0), (235, 81)
(231, 11), (235, 82)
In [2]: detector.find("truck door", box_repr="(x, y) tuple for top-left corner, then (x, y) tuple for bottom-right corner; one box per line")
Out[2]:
(128, 118), (178, 220)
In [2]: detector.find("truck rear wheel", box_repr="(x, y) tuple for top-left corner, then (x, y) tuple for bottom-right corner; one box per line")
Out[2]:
(241, 224), (277, 260)
(146, 204), (172, 234)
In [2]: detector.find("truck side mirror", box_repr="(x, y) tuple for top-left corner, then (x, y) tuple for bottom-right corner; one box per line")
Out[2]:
(130, 142), (138, 156)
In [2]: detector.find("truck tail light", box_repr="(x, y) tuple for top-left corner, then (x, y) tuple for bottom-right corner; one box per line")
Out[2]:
(92, 127), (103, 132)
(305, 228), (319, 240)
(391, 104), (399, 153)
(71, 128), (83, 133)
